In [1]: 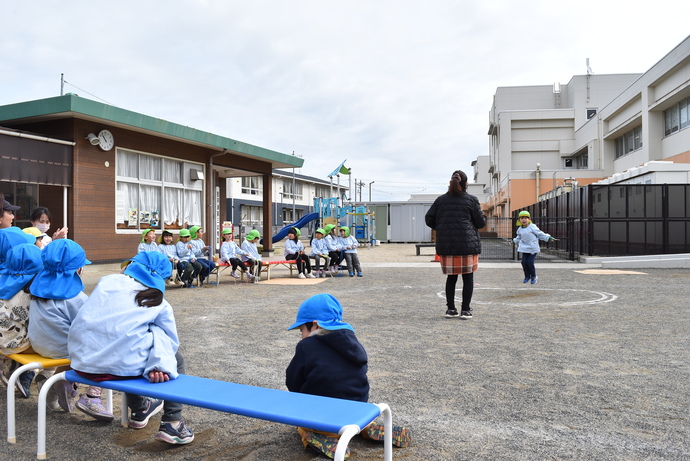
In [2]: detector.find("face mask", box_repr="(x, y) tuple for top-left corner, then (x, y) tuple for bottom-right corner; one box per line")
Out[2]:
(36, 223), (50, 233)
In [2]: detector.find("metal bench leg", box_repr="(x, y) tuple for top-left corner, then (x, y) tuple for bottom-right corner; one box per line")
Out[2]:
(335, 425), (359, 461)
(37, 371), (67, 459)
(8, 361), (42, 444)
(376, 403), (393, 461)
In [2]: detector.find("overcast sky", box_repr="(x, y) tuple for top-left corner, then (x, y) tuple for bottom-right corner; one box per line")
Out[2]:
(1, 1), (688, 200)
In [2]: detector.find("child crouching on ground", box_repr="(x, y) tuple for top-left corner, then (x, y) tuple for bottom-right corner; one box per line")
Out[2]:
(68, 251), (194, 444)
(338, 226), (362, 277)
(286, 293), (411, 458)
(28, 239), (113, 420)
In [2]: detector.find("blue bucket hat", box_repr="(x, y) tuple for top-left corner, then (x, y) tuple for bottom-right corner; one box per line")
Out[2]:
(30, 239), (91, 300)
(287, 293), (354, 332)
(0, 243), (43, 299)
(124, 251), (172, 293)
(0, 227), (35, 270)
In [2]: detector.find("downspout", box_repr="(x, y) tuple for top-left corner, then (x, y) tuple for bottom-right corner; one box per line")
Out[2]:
(535, 163), (541, 202)
(207, 149), (227, 257)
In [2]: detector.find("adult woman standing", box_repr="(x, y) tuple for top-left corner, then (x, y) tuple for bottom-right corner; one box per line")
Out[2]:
(30, 207), (68, 246)
(425, 170), (486, 319)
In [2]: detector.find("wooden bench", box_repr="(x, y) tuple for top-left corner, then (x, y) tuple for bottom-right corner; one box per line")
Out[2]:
(415, 243), (435, 256)
(211, 260), (293, 283)
(3, 353), (113, 444)
(37, 370), (393, 460)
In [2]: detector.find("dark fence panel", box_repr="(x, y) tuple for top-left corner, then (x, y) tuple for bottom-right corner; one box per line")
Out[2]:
(513, 184), (690, 259)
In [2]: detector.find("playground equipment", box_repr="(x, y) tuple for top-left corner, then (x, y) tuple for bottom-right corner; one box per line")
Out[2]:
(313, 198), (376, 246)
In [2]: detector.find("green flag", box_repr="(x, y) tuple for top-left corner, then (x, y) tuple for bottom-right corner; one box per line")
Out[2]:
(339, 165), (351, 175)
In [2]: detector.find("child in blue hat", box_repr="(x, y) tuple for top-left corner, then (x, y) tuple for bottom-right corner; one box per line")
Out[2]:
(68, 251), (194, 445)
(286, 293), (411, 458)
(0, 243), (43, 397)
(28, 239), (113, 419)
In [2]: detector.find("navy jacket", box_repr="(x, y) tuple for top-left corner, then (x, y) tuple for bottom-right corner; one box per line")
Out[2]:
(286, 329), (369, 402)
(425, 192), (486, 256)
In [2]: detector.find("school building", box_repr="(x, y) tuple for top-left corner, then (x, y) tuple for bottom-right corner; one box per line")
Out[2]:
(0, 94), (303, 262)
(480, 34), (690, 218)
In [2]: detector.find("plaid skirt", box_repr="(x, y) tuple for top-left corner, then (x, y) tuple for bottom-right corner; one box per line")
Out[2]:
(440, 254), (478, 275)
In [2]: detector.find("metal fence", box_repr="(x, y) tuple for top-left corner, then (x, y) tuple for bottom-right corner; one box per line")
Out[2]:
(515, 184), (690, 260)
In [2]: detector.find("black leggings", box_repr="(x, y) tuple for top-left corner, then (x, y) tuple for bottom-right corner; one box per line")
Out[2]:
(285, 253), (312, 274)
(445, 273), (474, 310)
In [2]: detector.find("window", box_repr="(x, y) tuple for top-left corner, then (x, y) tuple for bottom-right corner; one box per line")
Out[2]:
(116, 149), (202, 231)
(614, 126), (642, 159)
(241, 176), (263, 195)
(564, 158), (574, 169)
(664, 96), (690, 136)
(282, 207), (303, 224)
(282, 180), (303, 200)
(315, 185), (329, 198)
(577, 154), (588, 169)
(240, 205), (263, 229)
(586, 108), (597, 120)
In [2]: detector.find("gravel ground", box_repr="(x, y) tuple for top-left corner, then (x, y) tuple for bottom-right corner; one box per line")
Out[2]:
(3, 243), (690, 460)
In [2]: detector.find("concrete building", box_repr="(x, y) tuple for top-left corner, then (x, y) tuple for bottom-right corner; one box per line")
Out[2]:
(483, 34), (690, 217)
(0, 94), (303, 261)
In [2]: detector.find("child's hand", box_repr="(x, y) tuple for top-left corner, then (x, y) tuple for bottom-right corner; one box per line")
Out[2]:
(149, 370), (170, 383)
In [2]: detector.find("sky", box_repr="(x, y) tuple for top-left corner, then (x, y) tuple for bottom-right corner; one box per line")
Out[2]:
(1, 1), (688, 201)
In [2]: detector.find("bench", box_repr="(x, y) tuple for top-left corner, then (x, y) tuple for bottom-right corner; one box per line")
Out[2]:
(37, 370), (393, 460)
(211, 260), (291, 283)
(3, 353), (113, 444)
(415, 244), (435, 256)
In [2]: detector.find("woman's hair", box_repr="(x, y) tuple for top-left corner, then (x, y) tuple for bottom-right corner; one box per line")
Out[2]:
(448, 170), (468, 196)
(134, 287), (164, 307)
(31, 206), (52, 223)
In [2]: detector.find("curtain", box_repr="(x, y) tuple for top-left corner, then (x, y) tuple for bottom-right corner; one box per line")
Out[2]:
(164, 188), (183, 226)
(184, 190), (202, 226)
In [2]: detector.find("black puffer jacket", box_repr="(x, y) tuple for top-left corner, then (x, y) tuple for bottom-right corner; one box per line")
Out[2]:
(425, 192), (486, 256)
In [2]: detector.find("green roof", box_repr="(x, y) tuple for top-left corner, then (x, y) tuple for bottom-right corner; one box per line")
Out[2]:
(0, 94), (303, 168)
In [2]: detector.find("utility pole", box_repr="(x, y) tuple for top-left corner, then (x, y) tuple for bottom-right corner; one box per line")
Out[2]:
(368, 181), (375, 202)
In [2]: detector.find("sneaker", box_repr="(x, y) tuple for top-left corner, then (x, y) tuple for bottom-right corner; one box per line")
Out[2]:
(320, 270), (326, 278)
(16, 370), (35, 399)
(155, 420), (195, 444)
(306, 273), (316, 278)
(1, 357), (18, 386)
(445, 309), (459, 318)
(523, 277), (530, 283)
(35, 372), (60, 411)
(230, 271), (240, 279)
(460, 310), (473, 319)
(357, 272), (363, 277)
(531, 276), (538, 284)
(129, 397), (164, 429)
(362, 424), (413, 448)
(298, 273), (306, 279)
(76, 394), (115, 422)
(303, 429), (349, 460)
(56, 381), (79, 412)
(349, 272), (354, 277)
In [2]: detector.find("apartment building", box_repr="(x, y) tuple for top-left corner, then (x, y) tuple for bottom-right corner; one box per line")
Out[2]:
(482, 35), (690, 217)
(226, 170), (347, 236)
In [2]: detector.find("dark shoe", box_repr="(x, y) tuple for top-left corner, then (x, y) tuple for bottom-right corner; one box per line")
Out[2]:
(523, 277), (530, 283)
(531, 276), (538, 284)
(460, 310), (473, 319)
(155, 420), (195, 444)
(129, 397), (163, 429)
(445, 309), (459, 318)
(16, 370), (35, 399)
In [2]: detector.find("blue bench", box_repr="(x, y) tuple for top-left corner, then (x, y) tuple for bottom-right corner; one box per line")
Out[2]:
(37, 370), (393, 460)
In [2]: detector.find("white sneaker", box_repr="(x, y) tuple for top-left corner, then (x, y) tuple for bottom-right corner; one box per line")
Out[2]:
(230, 271), (240, 279)
(298, 273), (306, 279)
(306, 273), (316, 278)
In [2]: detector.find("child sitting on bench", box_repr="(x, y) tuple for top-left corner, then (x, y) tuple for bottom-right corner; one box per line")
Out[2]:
(68, 251), (194, 445)
(286, 293), (411, 458)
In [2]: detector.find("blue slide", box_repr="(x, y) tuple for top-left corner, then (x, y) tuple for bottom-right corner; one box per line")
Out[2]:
(271, 212), (320, 244)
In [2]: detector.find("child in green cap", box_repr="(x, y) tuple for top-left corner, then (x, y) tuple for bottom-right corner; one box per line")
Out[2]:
(310, 228), (330, 278)
(513, 210), (556, 284)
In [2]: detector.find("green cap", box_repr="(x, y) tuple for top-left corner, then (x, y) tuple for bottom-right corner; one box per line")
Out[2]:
(141, 229), (154, 243)
(245, 230), (261, 241)
(316, 228), (325, 235)
(221, 228), (232, 235)
(179, 229), (191, 237)
(518, 211), (531, 218)
(189, 225), (201, 239)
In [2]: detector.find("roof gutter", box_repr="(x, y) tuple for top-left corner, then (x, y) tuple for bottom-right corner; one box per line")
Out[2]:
(0, 128), (75, 146)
